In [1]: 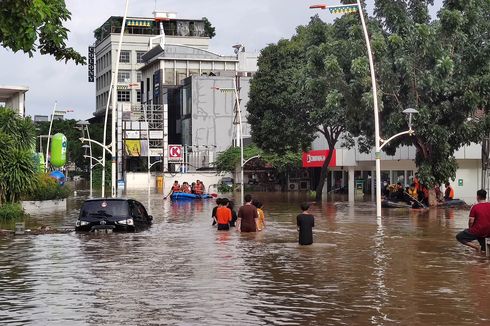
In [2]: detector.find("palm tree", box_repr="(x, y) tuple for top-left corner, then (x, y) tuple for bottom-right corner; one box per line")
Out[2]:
(0, 108), (36, 204)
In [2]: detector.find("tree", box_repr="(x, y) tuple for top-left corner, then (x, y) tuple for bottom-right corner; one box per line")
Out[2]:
(0, 108), (36, 204)
(0, 0), (85, 64)
(373, 0), (490, 186)
(214, 144), (302, 190)
(247, 15), (378, 201)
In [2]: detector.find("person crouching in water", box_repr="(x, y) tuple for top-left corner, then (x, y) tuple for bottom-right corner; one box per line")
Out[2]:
(216, 198), (232, 231)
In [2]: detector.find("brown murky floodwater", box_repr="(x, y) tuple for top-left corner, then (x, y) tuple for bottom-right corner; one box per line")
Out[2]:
(1, 191), (489, 325)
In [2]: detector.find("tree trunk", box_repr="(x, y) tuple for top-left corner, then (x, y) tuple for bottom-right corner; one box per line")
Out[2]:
(315, 147), (335, 202)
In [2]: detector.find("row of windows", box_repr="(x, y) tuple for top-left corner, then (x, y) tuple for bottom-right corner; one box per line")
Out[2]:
(117, 70), (142, 83)
(96, 90), (141, 111)
(96, 51), (111, 74)
(119, 50), (146, 64)
(96, 71), (112, 91)
(116, 90), (141, 103)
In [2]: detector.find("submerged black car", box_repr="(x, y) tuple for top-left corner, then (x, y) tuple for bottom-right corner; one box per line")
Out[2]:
(75, 198), (153, 232)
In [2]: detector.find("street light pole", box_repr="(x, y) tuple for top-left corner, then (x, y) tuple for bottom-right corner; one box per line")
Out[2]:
(310, 1), (381, 217)
(355, 0), (382, 218)
(45, 101), (57, 172)
(101, 0), (130, 198)
(77, 120), (93, 198)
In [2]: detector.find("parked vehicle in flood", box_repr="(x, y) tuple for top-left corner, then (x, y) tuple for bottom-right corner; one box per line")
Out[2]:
(75, 198), (153, 232)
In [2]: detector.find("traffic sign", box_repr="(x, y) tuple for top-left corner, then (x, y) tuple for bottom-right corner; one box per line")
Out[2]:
(168, 145), (182, 161)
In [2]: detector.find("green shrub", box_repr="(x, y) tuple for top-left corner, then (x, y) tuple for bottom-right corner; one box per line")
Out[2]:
(23, 173), (71, 201)
(0, 203), (25, 220)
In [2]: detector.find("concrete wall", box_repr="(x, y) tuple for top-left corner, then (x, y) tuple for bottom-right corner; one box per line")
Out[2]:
(189, 76), (251, 153)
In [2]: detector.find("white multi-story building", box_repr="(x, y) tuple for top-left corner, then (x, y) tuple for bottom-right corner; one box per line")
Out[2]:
(0, 85), (28, 116)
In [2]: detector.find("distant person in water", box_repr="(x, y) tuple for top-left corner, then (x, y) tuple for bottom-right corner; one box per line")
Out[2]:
(456, 189), (490, 253)
(297, 202), (315, 245)
(211, 198), (222, 226)
(228, 200), (238, 227)
(252, 199), (266, 231)
(216, 198), (232, 231)
(237, 194), (258, 232)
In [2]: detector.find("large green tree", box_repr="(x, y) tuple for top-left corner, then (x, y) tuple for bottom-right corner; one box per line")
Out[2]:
(0, 108), (36, 204)
(373, 0), (490, 185)
(0, 0), (85, 64)
(247, 15), (378, 200)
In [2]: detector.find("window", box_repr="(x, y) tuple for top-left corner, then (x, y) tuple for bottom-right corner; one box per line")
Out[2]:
(136, 51), (145, 63)
(120, 50), (130, 63)
(117, 90), (131, 102)
(118, 70), (131, 83)
(136, 71), (142, 82)
(136, 90), (141, 103)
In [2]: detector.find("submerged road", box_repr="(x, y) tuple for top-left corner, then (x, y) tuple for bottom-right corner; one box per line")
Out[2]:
(0, 191), (489, 325)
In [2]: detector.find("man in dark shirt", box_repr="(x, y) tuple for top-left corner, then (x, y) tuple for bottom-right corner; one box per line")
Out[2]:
(456, 189), (490, 252)
(297, 202), (315, 245)
(237, 194), (258, 232)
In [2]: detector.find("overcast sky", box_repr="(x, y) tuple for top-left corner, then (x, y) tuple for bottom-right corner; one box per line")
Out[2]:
(0, 0), (442, 120)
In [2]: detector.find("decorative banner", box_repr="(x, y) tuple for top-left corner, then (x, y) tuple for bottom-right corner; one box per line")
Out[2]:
(328, 5), (358, 14)
(125, 140), (141, 157)
(302, 150), (337, 168)
(141, 140), (149, 157)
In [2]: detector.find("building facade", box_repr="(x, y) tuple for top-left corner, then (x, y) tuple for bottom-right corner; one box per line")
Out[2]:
(0, 85), (28, 116)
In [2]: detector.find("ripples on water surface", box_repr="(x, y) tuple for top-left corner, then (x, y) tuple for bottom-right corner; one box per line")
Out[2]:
(1, 191), (490, 325)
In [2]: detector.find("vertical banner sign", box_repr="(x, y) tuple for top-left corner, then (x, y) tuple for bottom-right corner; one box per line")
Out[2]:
(88, 46), (95, 82)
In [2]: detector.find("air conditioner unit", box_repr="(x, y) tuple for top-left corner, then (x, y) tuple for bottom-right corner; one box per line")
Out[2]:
(288, 182), (299, 191)
(299, 181), (309, 191)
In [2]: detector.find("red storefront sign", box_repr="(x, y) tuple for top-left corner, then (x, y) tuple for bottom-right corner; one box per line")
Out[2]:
(302, 150), (336, 168)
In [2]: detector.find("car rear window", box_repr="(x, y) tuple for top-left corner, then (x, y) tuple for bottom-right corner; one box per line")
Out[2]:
(80, 200), (129, 218)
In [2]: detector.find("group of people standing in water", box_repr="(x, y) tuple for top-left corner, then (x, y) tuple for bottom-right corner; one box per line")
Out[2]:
(211, 193), (315, 245)
(212, 194), (265, 232)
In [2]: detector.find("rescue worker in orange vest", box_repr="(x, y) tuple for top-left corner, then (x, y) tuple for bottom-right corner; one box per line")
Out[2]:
(444, 182), (455, 201)
(194, 180), (204, 195)
(164, 180), (181, 199)
(181, 182), (191, 193)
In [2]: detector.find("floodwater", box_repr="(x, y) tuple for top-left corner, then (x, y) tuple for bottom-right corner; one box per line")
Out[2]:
(1, 191), (489, 325)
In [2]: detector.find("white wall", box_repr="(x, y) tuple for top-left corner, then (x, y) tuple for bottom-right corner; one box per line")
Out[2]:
(125, 171), (230, 194)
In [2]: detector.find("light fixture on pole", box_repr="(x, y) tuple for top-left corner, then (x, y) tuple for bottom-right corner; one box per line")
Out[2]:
(310, 1), (382, 217)
(101, 0), (130, 198)
(379, 108), (419, 150)
(76, 120), (93, 198)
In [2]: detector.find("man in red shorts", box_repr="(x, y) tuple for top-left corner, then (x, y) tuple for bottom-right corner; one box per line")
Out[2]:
(456, 189), (490, 252)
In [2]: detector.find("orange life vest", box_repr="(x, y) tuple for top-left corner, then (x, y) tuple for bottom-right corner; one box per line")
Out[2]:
(172, 184), (181, 192)
(194, 183), (203, 194)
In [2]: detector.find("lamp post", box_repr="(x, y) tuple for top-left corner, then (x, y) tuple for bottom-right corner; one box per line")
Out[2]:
(100, 0), (130, 198)
(212, 78), (244, 205)
(310, 1), (382, 217)
(76, 120), (93, 198)
(45, 103), (73, 171)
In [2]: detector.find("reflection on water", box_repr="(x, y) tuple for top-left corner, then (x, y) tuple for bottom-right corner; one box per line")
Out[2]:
(1, 191), (489, 325)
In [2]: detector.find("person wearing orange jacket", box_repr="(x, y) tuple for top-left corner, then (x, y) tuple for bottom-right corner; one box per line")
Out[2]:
(444, 182), (455, 200)
(194, 180), (203, 195)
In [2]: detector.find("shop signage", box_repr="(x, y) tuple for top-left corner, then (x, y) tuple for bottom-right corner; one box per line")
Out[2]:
(302, 150), (337, 168)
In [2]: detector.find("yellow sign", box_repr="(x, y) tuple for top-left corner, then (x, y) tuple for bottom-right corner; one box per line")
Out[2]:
(125, 140), (141, 157)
